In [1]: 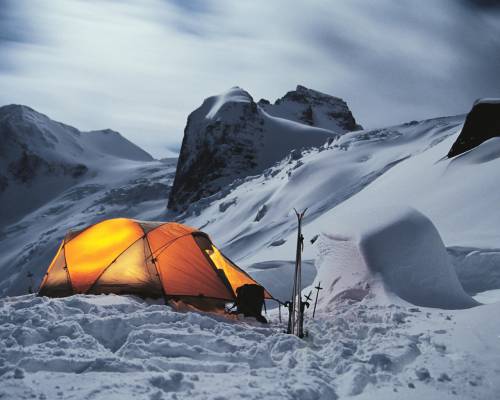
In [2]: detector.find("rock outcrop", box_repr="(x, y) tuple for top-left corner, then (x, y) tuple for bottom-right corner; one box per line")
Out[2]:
(448, 99), (500, 158)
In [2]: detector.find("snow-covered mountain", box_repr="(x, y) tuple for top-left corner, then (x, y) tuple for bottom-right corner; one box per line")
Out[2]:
(168, 86), (360, 211)
(0, 105), (153, 227)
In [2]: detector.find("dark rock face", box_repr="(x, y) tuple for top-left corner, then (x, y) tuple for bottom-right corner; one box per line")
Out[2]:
(168, 86), (358, 212)
(168, 89), (263, 211)
(448, 100), (500, 158)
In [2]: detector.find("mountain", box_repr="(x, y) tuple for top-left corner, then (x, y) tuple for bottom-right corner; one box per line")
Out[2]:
(258, 85), (362, 132)
(168, 86), (360, 212)
(0, 104), (153, 227)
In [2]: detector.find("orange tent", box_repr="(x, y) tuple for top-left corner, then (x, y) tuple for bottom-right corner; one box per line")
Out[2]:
(38, 218), (272, 305)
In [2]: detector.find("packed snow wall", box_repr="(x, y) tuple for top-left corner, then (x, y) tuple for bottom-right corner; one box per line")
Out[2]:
(311, 206), (478, 311)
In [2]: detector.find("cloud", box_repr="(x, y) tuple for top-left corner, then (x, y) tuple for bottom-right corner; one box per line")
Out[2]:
(0, 0), (499, 158)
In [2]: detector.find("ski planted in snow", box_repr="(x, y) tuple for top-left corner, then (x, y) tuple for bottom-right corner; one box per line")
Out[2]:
(290, 208), (307, 338)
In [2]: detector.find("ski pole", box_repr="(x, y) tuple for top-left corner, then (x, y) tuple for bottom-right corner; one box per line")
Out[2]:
(312, 282), (323, 319)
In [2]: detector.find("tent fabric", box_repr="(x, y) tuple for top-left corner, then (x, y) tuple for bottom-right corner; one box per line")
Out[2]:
(64, 218), (144, 293)
(87, 238), (163, 297)
(38, 218), (273, 303)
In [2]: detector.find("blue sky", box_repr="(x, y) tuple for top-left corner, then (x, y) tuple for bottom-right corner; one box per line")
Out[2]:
(1, 0), (499, 157)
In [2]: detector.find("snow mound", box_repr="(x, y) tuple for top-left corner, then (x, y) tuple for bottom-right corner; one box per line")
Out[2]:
(312, 206), (478, 310)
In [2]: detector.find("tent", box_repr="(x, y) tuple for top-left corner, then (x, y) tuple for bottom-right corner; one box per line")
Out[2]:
(38, 218), (272, 307)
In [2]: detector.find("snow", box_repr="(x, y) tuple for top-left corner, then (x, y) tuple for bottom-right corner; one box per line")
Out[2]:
(1, 293), (499, 399)
(473, 289), (500, 304)
(474, 97), (500, 105)
(310, 206), (477, 311)
(205, 86), (254, 119)
(82, 129), (154, 162)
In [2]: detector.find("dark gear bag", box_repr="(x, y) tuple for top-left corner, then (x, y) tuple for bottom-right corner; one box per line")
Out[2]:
(235, 284), (267, 323)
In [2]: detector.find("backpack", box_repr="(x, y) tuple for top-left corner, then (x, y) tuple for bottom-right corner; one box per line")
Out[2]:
(235, 284), (267, 323)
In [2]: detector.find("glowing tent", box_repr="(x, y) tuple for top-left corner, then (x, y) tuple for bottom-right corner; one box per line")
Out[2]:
(38, 218), (272, 305)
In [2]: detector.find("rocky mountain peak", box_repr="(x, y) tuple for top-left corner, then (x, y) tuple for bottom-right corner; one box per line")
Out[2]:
(258, 85), (362, 133)
(168, 86), (361, 212)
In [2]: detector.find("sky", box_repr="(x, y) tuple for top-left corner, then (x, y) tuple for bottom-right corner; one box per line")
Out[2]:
(0, 0), (499, 158)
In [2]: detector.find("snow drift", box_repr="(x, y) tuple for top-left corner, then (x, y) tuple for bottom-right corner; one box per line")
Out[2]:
(311, 206), (478, 311)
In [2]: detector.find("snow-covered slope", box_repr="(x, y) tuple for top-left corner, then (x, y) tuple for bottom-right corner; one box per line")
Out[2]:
(168, 86), (359, 211)
(258, 85), (362, 132)
(0, 105), (154, 228)
(81, 129), (153, 162)
(181, 114), (500, 302)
